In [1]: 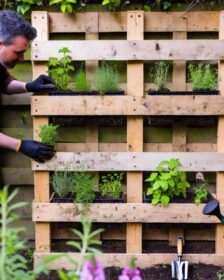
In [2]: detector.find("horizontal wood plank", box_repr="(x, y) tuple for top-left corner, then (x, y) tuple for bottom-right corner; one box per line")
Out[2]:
(55, 143), (216, 152)
(32, 152), (224, 171)
(48, 12), (219, 33)
(32, 40), (224, 61)
(32, 96), (224, 116)
(34, 253), (224, 269)
(32, 203), (221, 223)
(49, 12), (98, 33)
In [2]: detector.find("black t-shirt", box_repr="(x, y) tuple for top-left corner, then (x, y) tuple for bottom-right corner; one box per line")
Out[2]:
(0, 63), (15, 93)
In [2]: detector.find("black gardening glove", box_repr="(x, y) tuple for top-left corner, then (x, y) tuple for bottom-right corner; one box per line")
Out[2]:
(19, 140), (55, 163)
(26, 75), (56, 92)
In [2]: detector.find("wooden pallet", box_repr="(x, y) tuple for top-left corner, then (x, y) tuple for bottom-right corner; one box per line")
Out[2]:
(31, 11), (224, 268)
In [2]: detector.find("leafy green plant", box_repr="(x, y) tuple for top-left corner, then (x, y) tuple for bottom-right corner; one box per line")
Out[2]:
(48, 47), (74, 90)
(145, 159), (190, 207)
(58, 219), (104, 279)
(17, 0), (43, 15)
(49, 0), (77, 13)
(189, 63), (217, 91)
(95, 63), (121, 96)
(102, 0), (121, 11)
(73, 171), (97, 204)
(52, 165), (75, 198)
(38, 124), (59, 145)
(194, 172), (208, 205)
(99, 172), (123, 199)
(73, 69), (92, 92)
(153, 61), (169, 91)
(0, 185), (59, 280)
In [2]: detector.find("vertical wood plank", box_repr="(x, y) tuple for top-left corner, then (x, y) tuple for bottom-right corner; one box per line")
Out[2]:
(85, 14), (99, 152)
(169, 31), (187, 246)
(126, 11), (144, 253)
(216, 11), (224, 253)
(32, 11), (50, 253)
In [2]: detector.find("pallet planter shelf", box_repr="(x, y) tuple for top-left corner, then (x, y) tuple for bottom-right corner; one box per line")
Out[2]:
(31, 10), (224, 270)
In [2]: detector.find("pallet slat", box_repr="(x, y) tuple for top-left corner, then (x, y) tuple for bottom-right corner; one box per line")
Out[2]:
(33, 203), (221, 223)
(32, 40), (224, 61)
(32, 95), (224, 116)
(32, 152), (224, 171)
(34, 253), (224, 269)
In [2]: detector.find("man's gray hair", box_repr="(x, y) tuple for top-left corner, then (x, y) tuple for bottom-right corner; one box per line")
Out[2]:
(0, 10), (37, 45)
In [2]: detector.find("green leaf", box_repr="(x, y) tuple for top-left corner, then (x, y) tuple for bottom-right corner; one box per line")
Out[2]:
(146, 188), (153, 196)
(161, 195), (170, 207)
(152, 197), (160, 206)
(160, 173), (171, 180)
(49, 0), (62, 5)
(146, 172), (158, 182)
(144, 4), (151, 12)
(160, 180), (168, 191)
(152, 181), (161, 190)
(102, 0), (110, 5)
(162, 0), (171, 10)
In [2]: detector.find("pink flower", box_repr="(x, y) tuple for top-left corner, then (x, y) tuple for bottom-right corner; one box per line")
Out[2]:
(118, 267), (143, 280)
(80, 260), (106, 280)
(196, 172), (204, 181)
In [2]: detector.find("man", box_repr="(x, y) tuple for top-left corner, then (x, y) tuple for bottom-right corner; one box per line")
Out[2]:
(0, 10), (55, 163)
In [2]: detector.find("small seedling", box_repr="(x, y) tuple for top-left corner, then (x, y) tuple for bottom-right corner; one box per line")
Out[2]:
(95, 63), (121, 96)
(153, 61), (169, 91)
(52, 163), (75, 198)
(48, 47), (74, 90)
(194, 172), (208, 205)
(38, 124), (59, 145)
(189, 63), (217, 91)
(99, 172), (123, 199)
(73, 69), (92, 92)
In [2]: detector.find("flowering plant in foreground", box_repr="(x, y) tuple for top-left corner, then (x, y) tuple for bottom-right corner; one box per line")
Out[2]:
(80, 259), (106, 280)
(118, 257), (143, 280)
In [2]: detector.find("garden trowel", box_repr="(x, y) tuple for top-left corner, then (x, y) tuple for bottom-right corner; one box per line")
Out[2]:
(171, 237), (188, 280)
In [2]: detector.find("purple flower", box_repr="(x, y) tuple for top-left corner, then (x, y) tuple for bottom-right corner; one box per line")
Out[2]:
(80, 260), (106, 280)
(118, 267), (143, 280)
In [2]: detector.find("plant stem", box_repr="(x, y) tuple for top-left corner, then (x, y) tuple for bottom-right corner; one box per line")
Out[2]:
(0, 191), (7, 280)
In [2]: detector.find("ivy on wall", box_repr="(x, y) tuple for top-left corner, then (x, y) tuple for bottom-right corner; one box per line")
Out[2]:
(1, 0), (224, 15)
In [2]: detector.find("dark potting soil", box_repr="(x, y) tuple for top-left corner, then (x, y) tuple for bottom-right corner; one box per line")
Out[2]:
(37, 264), (224, 280)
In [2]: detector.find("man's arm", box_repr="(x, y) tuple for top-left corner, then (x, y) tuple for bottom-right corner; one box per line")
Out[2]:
(0, 132), (20, 151)
(6, 75), (55, 94)
(6, 80), (27, 94)
(0, 132), (55, 163)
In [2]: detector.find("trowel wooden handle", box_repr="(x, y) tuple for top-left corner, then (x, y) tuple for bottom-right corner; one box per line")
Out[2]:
(177, 237), (183, 256)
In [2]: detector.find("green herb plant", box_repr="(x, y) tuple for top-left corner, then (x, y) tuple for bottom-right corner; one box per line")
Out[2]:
(194, 172), (208, 205)
(73, 171), (97, 204)
(49, 0), (77, 13)
(99, 172), (123, 199)
(73, 69), (92, 92)
(52, 163), (75, 198)
(38, 124), (59, 145)
(95, 63), (121, 96)
(189, 63), (217, 91)
(0, 185), (59, 280)
(17, 0), (43, 15)
(145, 159), (190, 207)
(153, 61), (169, 91)
(58, 219), (104, 279)
(48, 47), (74, 90)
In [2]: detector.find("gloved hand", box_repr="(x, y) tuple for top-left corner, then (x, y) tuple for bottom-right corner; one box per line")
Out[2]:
(19, 140), (55, 163)
(26, 75), (56, 92)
